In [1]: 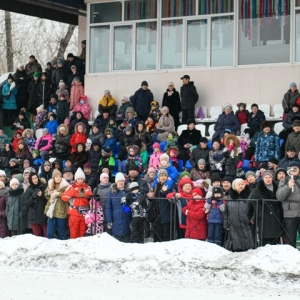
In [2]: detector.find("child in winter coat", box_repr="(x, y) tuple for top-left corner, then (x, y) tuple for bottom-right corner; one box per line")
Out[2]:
(102, 128), (116, 153)
(150, 101), (161, 122)
(205, 186), (225, 246)
(139, 143), (149, 170)
(11, 130), (23, 153)
(85, 198), (104, 236)
(121, 182), (147, 243)
(45, 112), (59, 135)
(123, 145), (142, 174)
(167, 146), (179, 170)
(98, 147), (115, 176)
(32, 150), (43, 172)
(157, 153), (178, 183)
(72, 95), (91, 121)
(165, 132), (177, 152)
(236, 103), (249, 125)
(70, 122), (87, 153)
(56, 80), (69, 103)
(34, 105), (47, 130)
(56, 94), (69, 125)
(145, 114), (157, 134)
(69, 77), (84, 110)
(149, 142), (162, 170)
(22, 129), (36, 153)
(239, 133), (250, 159)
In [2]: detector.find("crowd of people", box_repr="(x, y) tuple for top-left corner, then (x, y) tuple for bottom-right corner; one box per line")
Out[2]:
(1, 49), (300, 252)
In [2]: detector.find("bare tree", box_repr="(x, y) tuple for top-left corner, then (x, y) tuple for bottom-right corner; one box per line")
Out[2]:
(5, 11), (13, 72)
(57, 24), (76, 58)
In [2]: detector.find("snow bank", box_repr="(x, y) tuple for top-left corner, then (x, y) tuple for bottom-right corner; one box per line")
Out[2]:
(0, 233), (300, 289)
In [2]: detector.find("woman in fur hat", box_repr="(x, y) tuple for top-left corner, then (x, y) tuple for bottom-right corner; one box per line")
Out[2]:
(235, 103), (249, 125)
(223, 134), (244, 178)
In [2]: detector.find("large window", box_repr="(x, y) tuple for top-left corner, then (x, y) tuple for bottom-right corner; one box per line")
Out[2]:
(199, 0), (234, 14)
(125, 0), (157, 20)
(162, 0), (196, 17)
(296, 11), (300, 62)
(90, 2), (122, 23)
(238, 0), (291, 65)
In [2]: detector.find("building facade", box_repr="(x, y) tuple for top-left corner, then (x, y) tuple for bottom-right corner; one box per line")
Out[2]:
(85, 0), (300, 116)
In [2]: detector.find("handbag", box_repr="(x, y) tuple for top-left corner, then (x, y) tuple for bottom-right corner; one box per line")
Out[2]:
(223, 230), (233, 251)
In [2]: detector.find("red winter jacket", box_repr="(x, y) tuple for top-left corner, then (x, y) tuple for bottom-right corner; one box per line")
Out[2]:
(236, 110), (249, 125)
(183, 199), (207, 240)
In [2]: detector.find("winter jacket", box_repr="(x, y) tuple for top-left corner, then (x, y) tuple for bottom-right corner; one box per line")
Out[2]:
(126, 177), (149, 195)
(149, 151), (163, 170)
(223, 146), (243, 177)
(247, 110), (266, 131)
(209, 149), (226, 170)
(119, 132), (135, 150)
(224, 186), (255, 251)
(70, 81), (84, 110)
(98, 155), (115, 174)
(68, 144), (88, 169)
(38, 161), (53, 182)
(52, 67), (68, 89)
(134, 122), (153, 147)
(180, 81), (198, 110)
(278, 156), (300, 170)
(277, 175), (300, 218)
(93, 182), (112, 215)
(131, 88), (153, 117)
(44, 178), (70, 219)
(285, 131), (300, 155)
(98, 95), (117, 116)
(178, 128), (202, 150)
(282, 89), (300, 112)
(255, 132), (280, 162)
(204, 197), (225, 225)
(25, 61), (42, 78)
(13, 69), (30, 102)
(7, 185), (25, 231)
(35, 133), (52, 151)
(162, 89), (181, 128)
(0, 133), (10, 151)
(72, 96), (91, 120)
(37, 81), (52, 106)
(56, 87), (69, 102)
(66, 72), (84, 90)
(236, 110), (249, 125)
(70, 123), (87, 153)
(252, 180), (282, 239)
(34, 111), (47, 130)
(105, 184), (132, 236)
(0, 187), (9, 237)
(157, 115), (175, 141)
(45, 119), (59, 135)
(27, 80), (39, 113)
(102, 137), (116, 153)
(11, 117), (31, 131)
(283, 111), (300, 130)
(69, 112), (90, 136)
(56, 99), (69, 123)
(189, 146), (210, 168)
(55, 124), (71, 157)
(190, 167), (210, 182)
(115, 102), (132, 121)
(66, 56), (84, 75)
(124, 155), (143, 171)
(15, 146), (31, 161)
(2, 81), (17, 110)
(124, 191), (147, 218)
(88, 147), (102, 170)
(213, 112), (240, 140)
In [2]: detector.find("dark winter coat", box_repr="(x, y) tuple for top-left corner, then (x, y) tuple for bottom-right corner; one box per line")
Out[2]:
(213, 112), (240, 140)
(180, 81), (198, 110)
(255, 131), (280, 162)
(252, 180), (282, 239)
(68, 148), (88, 169)
(131, 88), (153, 117)
(13, 69), (30, 102)
(278, 156), (300, 170)
(223, 147), (243, 177)
(93, 182), (111, 215)
(286, 131), (300, 155)
(283, 110), (300, 130)
(247, 110), (266, 131)
(115, 102), (132, 121)
(93, 116), (109, 133)
(134, 122), (153, 148)
(66, 56), (84, 75)
(24, 61), (42, 78)
(27, 80), (40, 113)
(55, 125), (71, 158)
(11, 117), (31, 131)
(105, 184), (132, 236)
(282, 89), (300, 112)
(162, 89), (181, 128)
(70, 112), (90, 136)
(88, 147), (102, 170)
(178, 128), (202, 150)
(189, 146), (210, 168)
(124, 191), (147, 218)
(119, 132), (135, 150)
(39, 161), (53, 182)
(52, 67), (69, 89)
(37, 81), (52, 106)
(56, 99), (69, 123)
(0, 187), (9, 237)
(224, 186), (255, 251)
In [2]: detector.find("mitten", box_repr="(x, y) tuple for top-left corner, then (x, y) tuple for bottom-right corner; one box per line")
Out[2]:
(236, 161), (243, 169)
(107, 223), (113, 229)
(227, 144), (234, 151)
(122, 205), (131, 214)
(216, 163), (221, 170)
(120, 196), (126, 204)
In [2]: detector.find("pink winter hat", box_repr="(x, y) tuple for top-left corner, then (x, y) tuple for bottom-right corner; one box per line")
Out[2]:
(153, 142), (160, 150)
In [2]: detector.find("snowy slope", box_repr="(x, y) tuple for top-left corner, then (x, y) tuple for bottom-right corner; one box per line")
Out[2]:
(1, 233), (300, 300)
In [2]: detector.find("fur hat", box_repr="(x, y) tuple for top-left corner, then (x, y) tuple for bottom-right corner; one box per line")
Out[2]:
(212, 186), (224, 197)
(115, 172), (125, 183)
(160, 153), (169, 163)
(237, 102), (246, 109)
(261, 121), (271, 130)
(10, 178), (20, 188)
(74, 168), (85, 180)
(224, 134), (239, 147)
(222, 176), (233, 184)
(129, 182), (139, 192)
(268, 157), (278, 165)
(211, 174), (222, 185)
(125, 107), (135, 115)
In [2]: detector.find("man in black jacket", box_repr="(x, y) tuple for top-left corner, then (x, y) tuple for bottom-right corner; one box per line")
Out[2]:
(246, 103), (266, 138)
(180, 75), (198, 124)
(189, 137), (210, 168)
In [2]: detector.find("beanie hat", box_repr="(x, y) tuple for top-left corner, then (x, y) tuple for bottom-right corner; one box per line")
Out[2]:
(198, 159), (206, 166)
(57, 59), (64, 65)
(261, 170), (274, 179)
(224, 103), (232, 110)
(115, 172), (125, 183)
(288, 161), (300, 168)
(14, 174), (24, 184)
(33, 72), (40, 78)
(246, 171), (255, 179)
(275, 168), (287, 179)
(168, 82), (174, 87)
(42, 128), (49, 134)
(63, 167), (73, 174)
(125, 107), (135, 115)
(9, 158), (19, 164)
(141, 81), (148, 87)
(100, 172), (109, 181)
(153, 142), (160, 150)
(125, 125), (132, 133)
(292, 119), (300, 127)
(290, 82), (297, 88)
(129, 182), (139, 192)
(210, 173), (221, 184)
(222, 176), (233, 184)
(260, 163), (268, 170)
(121, 96), (129, 102)
(102, 147), (112, 156)
(179, 178), (194, 190)
(251, 103), (258, 109)
(75, 168), (85, 180)
(32, 150), (40, 156)
(23, 167), (36, 175)
(129, 164), (139, 172)
(83, 162), (93, 169)
(147, 167), (156, 175)
(158, 169), (168, 177)
(268, 157), (278, 165)
(187, 119), (195, 125)
(199, 137), (208, 143)
(10, 178), (20, 188)
(180, 171), (191, 179)
(232, 178), (244, 191)
(52, 169), (62, 179)
(104, 89), (110, 94)
(0, 170), (6, 177)
(160, 153), (169, 163)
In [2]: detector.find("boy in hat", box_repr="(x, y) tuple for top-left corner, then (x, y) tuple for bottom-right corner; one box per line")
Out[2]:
(98, 147), (115, 176)
(102, 128), (116, 153)
(123, 146), (142, 174)
(45, 113), (59, 135)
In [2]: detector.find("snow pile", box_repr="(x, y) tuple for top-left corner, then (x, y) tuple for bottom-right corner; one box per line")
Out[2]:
(0, 233), (300, 289)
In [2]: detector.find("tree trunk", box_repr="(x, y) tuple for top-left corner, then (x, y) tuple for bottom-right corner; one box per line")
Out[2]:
(57, 24), (76, 58)
(5, 11), (14, 72)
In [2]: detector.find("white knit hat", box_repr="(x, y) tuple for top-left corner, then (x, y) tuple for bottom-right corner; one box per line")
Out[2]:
(75, 168), (85, 180)
(10, 178), (19, 188)
(0, 170), (6, 177)
(160, 153), (169, 163)
(100, 172), (109, 181)
(115, 172), (125, 183)
(232, 178), (244, 191)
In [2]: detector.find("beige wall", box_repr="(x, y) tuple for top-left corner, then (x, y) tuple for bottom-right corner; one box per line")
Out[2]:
(84, 65), (300, 119)
(78, 15), (87, 49)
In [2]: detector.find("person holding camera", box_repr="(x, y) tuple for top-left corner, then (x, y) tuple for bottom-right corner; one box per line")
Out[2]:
(22, 172), (48, 237)
(276, 161), (300, 247)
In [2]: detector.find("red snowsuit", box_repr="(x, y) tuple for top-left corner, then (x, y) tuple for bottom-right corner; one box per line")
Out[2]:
(61, 181), (92, 239)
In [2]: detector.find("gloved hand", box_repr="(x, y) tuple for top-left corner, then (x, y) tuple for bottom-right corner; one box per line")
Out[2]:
(122, 205), (131, 214)
(236, 161), (243, 169)
(228, 144), (234, 151)
(120, 196), (126, 204)
(216, 163), (221, 170)
(107, 223), (113, 229)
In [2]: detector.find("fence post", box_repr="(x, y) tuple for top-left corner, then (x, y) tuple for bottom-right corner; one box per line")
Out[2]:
(254, 199), (258, 249)
(261, 199), (265, 247)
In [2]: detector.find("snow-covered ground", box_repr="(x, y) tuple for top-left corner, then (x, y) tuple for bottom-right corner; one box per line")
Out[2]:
(0, 233), (300, 300)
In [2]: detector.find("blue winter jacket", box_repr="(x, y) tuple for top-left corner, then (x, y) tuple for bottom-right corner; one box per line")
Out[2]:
(152, 164), (178, 189)
(255, 132), (280, 162)
(105, 185), (132, 236)
(205, 199), (224, 224)
(2, 82), (17, 110)
(102, 137), (116, 153)
(45, 119), (59, 135)
(213, 112), (240, 140)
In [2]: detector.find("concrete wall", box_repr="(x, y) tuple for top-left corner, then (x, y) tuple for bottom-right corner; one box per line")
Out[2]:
(84, 64), (300, 118)
(78, 15), (87, 49)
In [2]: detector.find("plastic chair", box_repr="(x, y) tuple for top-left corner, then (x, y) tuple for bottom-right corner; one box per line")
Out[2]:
(242, 159), (251, 173)
(209, 106), (222, 119)
(274, 122), (284, 135)
(35, 128), (43, 139)
(195, 124), (206, 137)
(177, 124), (187, 136)
(273, 103), (283, 118)
(177, 159), (184, 173)
(259, 104), (271, 118)
(240, 123), (248, 134)
(207, 124), (215, 139)
(185, 160), (193, 170)
(232, 105), (238, 113)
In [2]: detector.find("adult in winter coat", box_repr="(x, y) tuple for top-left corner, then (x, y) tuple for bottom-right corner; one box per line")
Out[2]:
(156, 106), (175, 142)
(105, 173), (132, 242)
(246, 104), (266, 138)
(118, 126), (135, 160)
(66, 65), (84, 90)
(56, 95), (69, 125)
(0, 182), (9, 238)
(88, 140), (102, 170)
(278, 145), (300, 170)
(11, 111), (31, 131)
(131, 81), (153, 121)
(255, 122), (280, 163)
(15, 140), (31, 162)
(282, 82), (300, 113)
(98, 90), (117, 117)
(162, 82), (181, 129)
(72, 95), (91, 121)
(282, 104), (300, 131)
(93, 172), (111, 232)
(22, 172), (48, 237)
(13, 64), (30, 111)
(178, 120), (202, 164)
(69, 143), (88, 169)
(66, 53), (84, 75)
(44, 169), (70, 240)
(189, 137), (210, 168)
(251, 171), (282, 246)
(134, 121), (153, 148)
(235, 103), (249, 125)
(180, 75), (198, 124)
(61, 168), (93, 239)
(27, 72), (40, 114)
(70, 111), (90, 136)
(52, 59), (68, 89)
(37, 72), (52, 107)
(35, 128), (52, 160)
(276, 161), (300, 247)
(115, 97), (132, 124)
(25, 55), (42, 78)
(224, 179), (255, 251)
(285, 119), (300, 155)
(39, 160), (53, 182)
(55, 124), (71, 160)
(69, 77), (84, 110)
(213, 104), (240, 140)
(2, 74), (18, 126)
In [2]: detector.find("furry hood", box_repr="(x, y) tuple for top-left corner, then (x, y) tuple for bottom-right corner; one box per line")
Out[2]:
(47, 177), (70, 191)
(229, 185), (252, 200)
(110, 183), (129, 195)
(74, 122), (86, 134)
(57, 124), (69, 136)
(224, 134), (239, 147)
(135, 121), (147, 135)
(22, 129), (34, 138)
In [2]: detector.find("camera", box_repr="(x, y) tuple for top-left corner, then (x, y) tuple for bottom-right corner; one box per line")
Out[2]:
(287, 167), (298, 173)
